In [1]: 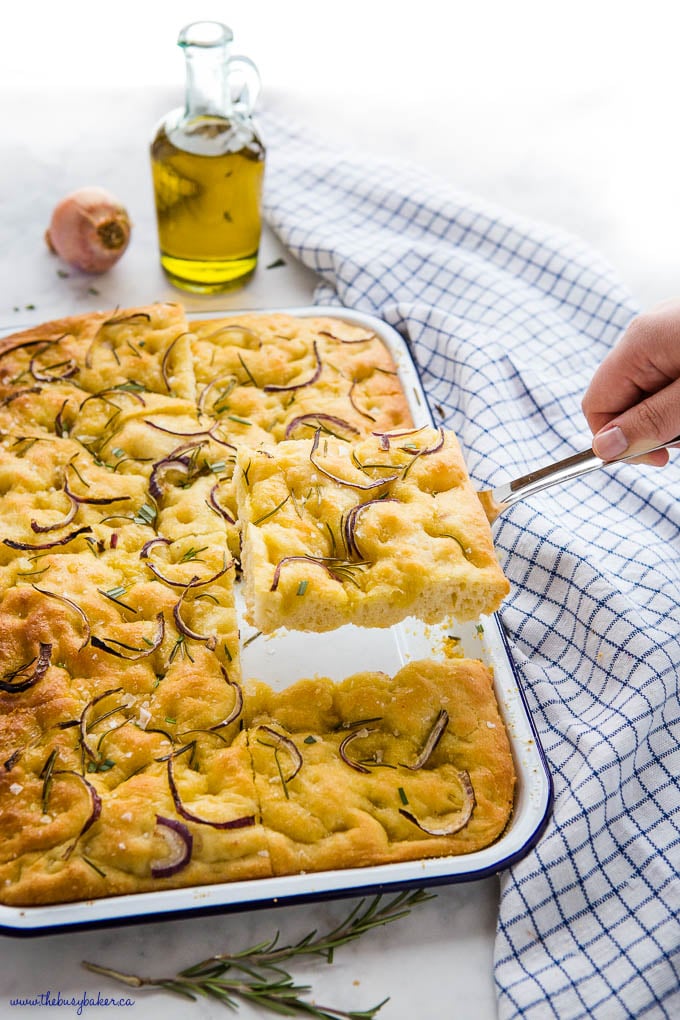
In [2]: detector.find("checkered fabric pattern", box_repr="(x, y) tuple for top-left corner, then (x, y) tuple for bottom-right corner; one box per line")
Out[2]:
(259, 110), (680, 1019)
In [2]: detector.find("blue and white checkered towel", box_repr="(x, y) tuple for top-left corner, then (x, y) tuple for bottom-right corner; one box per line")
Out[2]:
(259, 111), (680, 1019)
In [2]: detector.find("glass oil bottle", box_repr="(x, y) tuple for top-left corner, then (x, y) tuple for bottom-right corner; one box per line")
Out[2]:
(150, 21), (265, 293)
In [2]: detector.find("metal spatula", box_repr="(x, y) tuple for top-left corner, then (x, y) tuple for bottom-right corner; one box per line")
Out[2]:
(478, 436), (680, 523)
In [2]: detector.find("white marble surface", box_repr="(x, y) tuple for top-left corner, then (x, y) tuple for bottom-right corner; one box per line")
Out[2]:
(1, 2), (678, 1017)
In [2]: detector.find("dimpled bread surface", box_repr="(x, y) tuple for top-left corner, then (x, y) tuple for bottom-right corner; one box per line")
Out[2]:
(235, 428), (510, 632)
(0, 302), (514, 906)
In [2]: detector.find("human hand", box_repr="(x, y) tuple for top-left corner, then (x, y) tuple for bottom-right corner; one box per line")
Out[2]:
(581, 299), (680, 466)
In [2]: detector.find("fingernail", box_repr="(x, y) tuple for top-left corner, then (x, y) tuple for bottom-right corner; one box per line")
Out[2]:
(593, 425), (628, 461)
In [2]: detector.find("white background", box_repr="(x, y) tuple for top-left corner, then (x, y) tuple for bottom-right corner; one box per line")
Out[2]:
(0, 2), (679, 1018)
(3, 0), (679, 306)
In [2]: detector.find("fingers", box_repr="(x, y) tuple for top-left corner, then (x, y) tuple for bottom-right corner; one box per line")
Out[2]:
(582, 303), (680, 464)
(591, 418), (672, 466)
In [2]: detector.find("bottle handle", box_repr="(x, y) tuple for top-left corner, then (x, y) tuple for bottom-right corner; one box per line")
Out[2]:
(227, 55), (262, 115)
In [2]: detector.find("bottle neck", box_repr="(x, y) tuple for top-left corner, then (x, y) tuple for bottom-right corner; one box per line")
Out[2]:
(183, 46), (232, 119)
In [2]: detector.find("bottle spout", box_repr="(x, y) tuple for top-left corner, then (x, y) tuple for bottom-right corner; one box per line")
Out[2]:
(178, 21), (233, 50)
(178, 21), (234, 119)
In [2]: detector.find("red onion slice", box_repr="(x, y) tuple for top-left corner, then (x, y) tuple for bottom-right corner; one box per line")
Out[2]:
(200, 323), (262, 347)
(103, 312), (152, 327)
(264, 340), (322, 392)
(173, 586), (217, 651)
(55, 399), (71, 437)
(168, 440), (207, 460)
(205, 426), (236, 451)
(30, 493), (78, 533)
(90, 613), (165, 660)
(0, 335), (68, 362)
(401, 427), (445, 478)
(197, 376), (234, 414)
(401, 709), (449, 771)
(284, 414), (360, 441)
(146, 557), (233, 590)
(144, 420), (214, 439)
(399, 770), (475, 836)
(0, 386), (42, 408)
(51, 769), (102, 855)
(140, 536), (171, 559)
(63, 478), (131, 506)
(29, 354), (78, 382)
(150, 815), (193, 878)
(256, 725), (303, 781)
(79, 687), (125, 762)
(309, 430), (400, 491)
(161, 332), (190, 393)
(318, 329), (375, 344)
(210, 668), (243, 728)
(371, 426), (430, 441)
(348, 379), (377, 422)
(371, 426), (440, 454)
(3, 525), (92, 551)
(79, 387), (146, 410)
(32, 586), (91, 651)
(343, 498), (399, 559)
(0, 642), (52, 694)
(270, 555), (341, 592)
(144, 418), (236, 450)
(207, 484), (235, 525)
(339, 727), (379, 774)
(149, 456), (191, 501)
(166, 750), (255, 830)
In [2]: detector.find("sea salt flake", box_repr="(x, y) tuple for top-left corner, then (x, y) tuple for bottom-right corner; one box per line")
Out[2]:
(137, 706), (152, 729)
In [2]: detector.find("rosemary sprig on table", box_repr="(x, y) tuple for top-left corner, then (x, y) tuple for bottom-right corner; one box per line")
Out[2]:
(82, 889), (433, 1018)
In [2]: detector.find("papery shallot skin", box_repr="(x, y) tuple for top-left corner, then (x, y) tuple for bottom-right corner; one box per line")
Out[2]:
(45, 186), (131, 273)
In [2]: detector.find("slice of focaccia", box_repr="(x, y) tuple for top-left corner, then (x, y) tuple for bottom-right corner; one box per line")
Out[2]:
(243, 657), (515, 874)
(235, 426), (509, 632)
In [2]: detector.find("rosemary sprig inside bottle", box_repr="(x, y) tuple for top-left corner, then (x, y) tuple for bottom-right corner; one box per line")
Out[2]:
(82, 889), (433, 1018)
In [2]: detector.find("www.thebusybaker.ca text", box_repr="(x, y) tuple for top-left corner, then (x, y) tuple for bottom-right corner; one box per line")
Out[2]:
(9, 991), (135, 1015)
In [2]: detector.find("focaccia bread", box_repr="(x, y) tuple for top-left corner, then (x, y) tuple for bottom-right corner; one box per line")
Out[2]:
(0, 301), (513, 908)
(246, 658), (515, 875)
(1, 657), (515, 905)
(235, 426), (510, 632)
(189, 312), (412, 442)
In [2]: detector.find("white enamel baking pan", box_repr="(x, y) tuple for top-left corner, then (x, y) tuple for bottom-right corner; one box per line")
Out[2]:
(0, 306), (552, 935)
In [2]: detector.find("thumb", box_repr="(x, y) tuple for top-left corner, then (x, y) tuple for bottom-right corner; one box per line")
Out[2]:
(591, 379), (680, 463)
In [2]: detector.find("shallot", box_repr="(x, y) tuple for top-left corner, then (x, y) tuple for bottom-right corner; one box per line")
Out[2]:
(45, 187), (131, 273)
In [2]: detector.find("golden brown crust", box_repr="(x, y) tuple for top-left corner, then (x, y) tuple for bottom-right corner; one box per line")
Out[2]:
(246, 659), (515, 873)
(235, 428), (510, 632)
(0, 303), (513, 908)
(1, 658), (515, 904)
(0, 302), (195, 404)
(189, 313), (412, 442)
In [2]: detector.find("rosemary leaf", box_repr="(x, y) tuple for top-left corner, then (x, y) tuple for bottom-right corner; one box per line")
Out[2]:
(253, 494), (290, 527)
(82, 890), (431, 1017)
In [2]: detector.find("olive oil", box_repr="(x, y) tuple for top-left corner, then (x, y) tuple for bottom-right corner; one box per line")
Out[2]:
(151, 119), (265, 293)
(150, 21), (266, 294)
